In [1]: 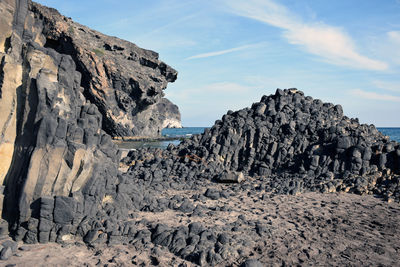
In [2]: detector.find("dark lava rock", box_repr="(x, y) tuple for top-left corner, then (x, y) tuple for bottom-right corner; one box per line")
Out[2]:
(215, 170), (245, 183)
(162, 88), (400, 200)
(241, 259), (264, 267)
(53, 197), (76, 225)
(31, 2), (180, 137)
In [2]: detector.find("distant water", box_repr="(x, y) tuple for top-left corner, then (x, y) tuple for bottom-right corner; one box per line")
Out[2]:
(164, 128), (400, 143)
(116, 127), (208, 150)
(162, 127), (207, 137)
(377, 128), (400, 142)
(116, 127), (400, 150)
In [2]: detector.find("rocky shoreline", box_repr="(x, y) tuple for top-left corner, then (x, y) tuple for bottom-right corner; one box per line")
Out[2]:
(0, 1), (399, 266)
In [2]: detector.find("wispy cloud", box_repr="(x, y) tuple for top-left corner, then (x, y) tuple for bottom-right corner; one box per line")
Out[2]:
(199, 82), (253, 92)
(140, 14), (199, 39)
(185, 43), (263, 60)
(373, 80), (400, 93)
(223, 0), (388, 71)
(166, 81), (253, 101)
(350, 89), (400, 102)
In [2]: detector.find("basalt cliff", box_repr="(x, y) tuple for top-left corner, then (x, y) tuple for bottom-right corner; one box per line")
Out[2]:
(0, 1), (400, 266)
(0, 0), (179, 243)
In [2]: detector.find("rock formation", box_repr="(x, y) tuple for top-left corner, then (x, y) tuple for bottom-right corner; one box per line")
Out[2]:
(31, 1), (180, 137)
(1, 0), (180, 241)
(169, 88), (400, 198)
(0, 0), (125, 243)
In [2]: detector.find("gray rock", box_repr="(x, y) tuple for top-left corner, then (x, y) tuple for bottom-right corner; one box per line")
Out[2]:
(241, 259), (264, 267)
(1, 241), (17, 253)
(54, 197), (76, 225)
(0, 247), (12, 260)
(18, 246), (31, 251)
(204, 188), (220, 200)
(215, 171), (245, 183)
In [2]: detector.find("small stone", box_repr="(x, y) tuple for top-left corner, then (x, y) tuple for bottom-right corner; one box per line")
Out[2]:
(204, 188), (220, 200)
(240, 259), (264, 267)
(1, 240), (18, 253)
(18, 246), (31, 251)
(0, 247), (12, 260)
(215, 171), (245, 183)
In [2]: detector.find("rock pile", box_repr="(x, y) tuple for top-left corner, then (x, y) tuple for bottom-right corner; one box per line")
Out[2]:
(167, 88), (400, 199)
(183, 89), (399, 176)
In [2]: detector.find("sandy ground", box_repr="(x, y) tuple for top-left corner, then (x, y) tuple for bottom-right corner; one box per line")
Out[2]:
(2, 191), (399, 267)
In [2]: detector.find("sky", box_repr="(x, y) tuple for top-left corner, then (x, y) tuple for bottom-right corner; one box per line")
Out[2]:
(35, 0), (400, 127)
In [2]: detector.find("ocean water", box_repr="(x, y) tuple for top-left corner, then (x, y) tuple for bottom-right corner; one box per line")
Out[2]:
(162, 127), (207, 137)
(116, 127), (400, 150)
(163, 127), (400, 142)
(116, 127), (209, 150)
(377, 128), (400, 142)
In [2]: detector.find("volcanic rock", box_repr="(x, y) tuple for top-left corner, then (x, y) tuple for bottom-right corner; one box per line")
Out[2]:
(169, 88), (400, 198)
(30, 1), (180, 137)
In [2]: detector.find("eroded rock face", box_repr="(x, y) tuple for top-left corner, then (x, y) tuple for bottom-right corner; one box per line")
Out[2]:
(30, 2), (180, 137)
(0, 0), (182, 246)
(0, 0), (127, 243)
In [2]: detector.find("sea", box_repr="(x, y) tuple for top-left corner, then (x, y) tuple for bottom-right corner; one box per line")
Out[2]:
(116, 127), (207, 150)
(116, 127), (400, 150)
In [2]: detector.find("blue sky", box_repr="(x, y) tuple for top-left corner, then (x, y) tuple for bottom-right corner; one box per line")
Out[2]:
(36, 0), (400, 127)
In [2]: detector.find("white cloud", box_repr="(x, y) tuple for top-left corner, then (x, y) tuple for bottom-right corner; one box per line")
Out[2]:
(350, 89), (400, 102)
(373, 80), (400, 93)
(185, 43), (263, 60)
(223, 0), (388, 71)
(388, 31), (400, 44)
